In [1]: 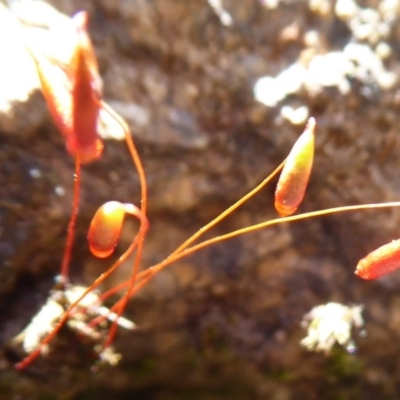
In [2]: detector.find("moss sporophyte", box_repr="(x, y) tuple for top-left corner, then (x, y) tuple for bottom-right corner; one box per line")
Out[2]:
(13, 10), (400, 370)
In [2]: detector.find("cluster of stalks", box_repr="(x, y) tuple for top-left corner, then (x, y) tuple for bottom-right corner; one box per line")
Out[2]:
(15, 10), (400, 370)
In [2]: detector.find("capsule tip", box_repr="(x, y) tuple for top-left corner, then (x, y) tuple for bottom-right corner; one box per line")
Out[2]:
(354, 260), (373, 280)
(89, 246), (114, 259)
(306, 117), (316, 133)
(72, 11), (89, 30)
(274, 201), (297, 217)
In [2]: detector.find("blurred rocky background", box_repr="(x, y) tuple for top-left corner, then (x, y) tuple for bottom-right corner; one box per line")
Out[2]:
(1, 0), (400, 398)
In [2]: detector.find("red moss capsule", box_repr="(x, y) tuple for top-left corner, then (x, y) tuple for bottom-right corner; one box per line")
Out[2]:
(30, 11), (103, 164)
(67, 11), (103, 163)
(88, 201), (126, 258)
(355, 239), (400, 280)
(71, 12), (101, 89)
(275, 117), (315, 217)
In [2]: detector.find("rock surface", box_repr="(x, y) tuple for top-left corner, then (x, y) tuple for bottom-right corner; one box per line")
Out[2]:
(1, 0), (400, 399)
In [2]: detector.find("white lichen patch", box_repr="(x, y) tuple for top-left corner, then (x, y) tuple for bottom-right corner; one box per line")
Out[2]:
(254, 44), (396, 108)
(280, 105), (309, 125)
(207, 0), (233, 26)
(300, 302), (364, 354)
(13, 282), (135, 366)
(253, 0), (398, 117)
(0, 2), (39, 112)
